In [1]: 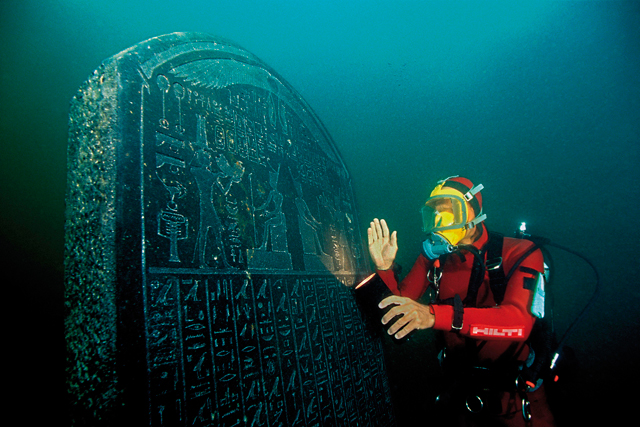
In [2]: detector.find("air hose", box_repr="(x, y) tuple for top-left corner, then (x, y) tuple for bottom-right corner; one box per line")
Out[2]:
(543, 240), (602, 372)
(516, 225), (602, 375)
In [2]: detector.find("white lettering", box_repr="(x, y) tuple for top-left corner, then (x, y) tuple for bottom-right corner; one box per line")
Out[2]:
(470, 325), (525, 338)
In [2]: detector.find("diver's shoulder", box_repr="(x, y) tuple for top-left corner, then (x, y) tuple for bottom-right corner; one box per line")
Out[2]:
(501, 236), (543, 266)
(502, 236), (536, 249)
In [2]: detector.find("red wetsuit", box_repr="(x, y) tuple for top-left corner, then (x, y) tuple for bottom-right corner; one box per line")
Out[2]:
(377, 223), (542, 364)
(378, 224), (557, 426)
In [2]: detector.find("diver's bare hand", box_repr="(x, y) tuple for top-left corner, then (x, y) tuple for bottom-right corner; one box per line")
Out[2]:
(367, 218), (398, 270)
(379, 295), (435, 339)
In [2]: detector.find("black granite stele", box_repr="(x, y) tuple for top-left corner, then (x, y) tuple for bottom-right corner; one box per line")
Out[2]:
(65, 33), (395, 426)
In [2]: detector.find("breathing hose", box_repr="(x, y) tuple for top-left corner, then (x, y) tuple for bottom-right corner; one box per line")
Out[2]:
(460, 231), (602, 375)
(515, 230), (602, 374)
(543, 240), (602, 371)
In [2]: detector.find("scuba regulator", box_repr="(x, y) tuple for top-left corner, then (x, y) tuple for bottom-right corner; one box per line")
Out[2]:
(421, 232), (457, 260)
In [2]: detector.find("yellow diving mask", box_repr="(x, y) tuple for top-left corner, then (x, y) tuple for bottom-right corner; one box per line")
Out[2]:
(420, 179), (486, 246)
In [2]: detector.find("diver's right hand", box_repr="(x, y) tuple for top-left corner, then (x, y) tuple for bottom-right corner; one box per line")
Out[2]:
(367, 218), (398, 270)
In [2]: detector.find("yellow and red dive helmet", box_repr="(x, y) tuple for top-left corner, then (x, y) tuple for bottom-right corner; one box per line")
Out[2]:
(421, 176), (487, 245)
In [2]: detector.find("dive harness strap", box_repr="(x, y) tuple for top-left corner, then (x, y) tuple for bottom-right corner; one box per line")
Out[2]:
(486, 232), (506, 305)
(437, 232), (504, 309)
(452, 294), (464, 330)
(461, 232), (506, 307)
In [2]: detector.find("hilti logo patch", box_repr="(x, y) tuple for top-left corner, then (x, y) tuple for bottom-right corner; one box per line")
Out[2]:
(470, 325), (524, 338)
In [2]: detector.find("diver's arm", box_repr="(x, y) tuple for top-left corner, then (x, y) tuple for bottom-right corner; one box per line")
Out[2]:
(430, 299), (534, 342)
(430, 243), (542, 341)
(377, 254), (431, 300)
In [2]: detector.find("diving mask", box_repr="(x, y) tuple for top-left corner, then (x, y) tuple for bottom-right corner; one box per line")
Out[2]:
(420, 178), (487, 256)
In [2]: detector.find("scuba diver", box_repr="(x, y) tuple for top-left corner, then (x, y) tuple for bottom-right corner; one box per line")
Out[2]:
(367, 176), (557, 426)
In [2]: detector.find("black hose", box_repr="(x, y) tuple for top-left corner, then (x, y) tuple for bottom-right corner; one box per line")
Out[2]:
(516, 236), (602, 371)
(460, 234), (602, 372)
(545, 241), (602, 356)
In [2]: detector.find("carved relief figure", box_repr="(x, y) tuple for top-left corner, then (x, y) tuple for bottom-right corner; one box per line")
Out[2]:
(254, 165), (288, 253)
(292, 174), (334, 271)
(190, 149), (235, 269)
(248, 164), (293, 270)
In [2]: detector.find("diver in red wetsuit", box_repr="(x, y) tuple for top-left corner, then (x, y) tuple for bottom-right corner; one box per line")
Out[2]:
(368, 176), (556, 426)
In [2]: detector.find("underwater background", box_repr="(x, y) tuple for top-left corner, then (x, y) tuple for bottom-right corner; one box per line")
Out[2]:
(1, 1), (638, 425)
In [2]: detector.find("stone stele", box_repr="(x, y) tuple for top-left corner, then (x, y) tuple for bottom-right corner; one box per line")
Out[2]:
(64, 32), (395, 426)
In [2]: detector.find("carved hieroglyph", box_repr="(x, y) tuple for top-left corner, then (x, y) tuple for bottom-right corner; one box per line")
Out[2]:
(65, 33), (395, 426)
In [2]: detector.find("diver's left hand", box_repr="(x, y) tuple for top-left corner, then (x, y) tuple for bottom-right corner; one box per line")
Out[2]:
(379, 295), (435, 339)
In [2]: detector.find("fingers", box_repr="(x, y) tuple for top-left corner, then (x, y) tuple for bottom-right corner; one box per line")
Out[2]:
(378, 294), (406, 310)
(390, 230), (397, 248)
(368, 218), (392, 242)
(379, 297), (412, 326)
(374, 218), (383, 241)
(368, 218), (382, 243)
(393, 323), (415, 339)
(368, 219), (398, 270)
(368, 219), (377, 243)
(380, 303), (404, 325)
(380, 218), (389, 239)
(381, 304), (416, 338)
(388, 313), (416, 339)
(379, 296), (434, 339)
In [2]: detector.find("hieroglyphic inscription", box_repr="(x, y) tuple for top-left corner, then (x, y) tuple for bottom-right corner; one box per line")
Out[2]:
(66, 33), (394, 426)
(144, 274), (391, 426)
